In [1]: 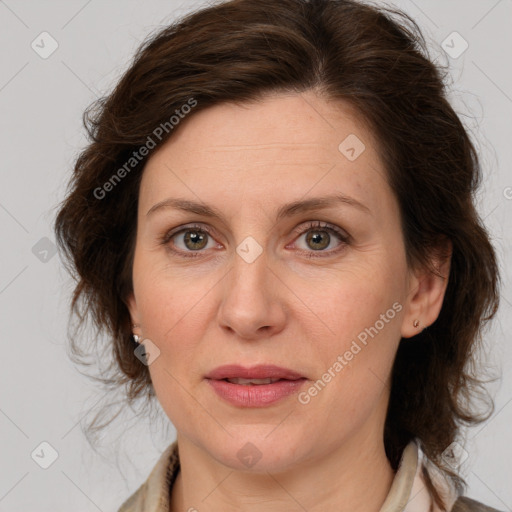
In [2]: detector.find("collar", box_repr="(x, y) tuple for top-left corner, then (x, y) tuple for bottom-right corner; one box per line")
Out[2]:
(118, 438), (460, 512)
(381, 439), (460, 512)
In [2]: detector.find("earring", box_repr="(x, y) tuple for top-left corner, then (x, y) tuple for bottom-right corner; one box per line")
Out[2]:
(132, 324), (141, 344)
(413, 319), (420, 328)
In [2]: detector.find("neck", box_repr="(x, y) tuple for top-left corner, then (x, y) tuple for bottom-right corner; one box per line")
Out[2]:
(170, 430), (395, 512)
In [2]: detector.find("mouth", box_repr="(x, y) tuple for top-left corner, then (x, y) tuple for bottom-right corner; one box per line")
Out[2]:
(205, 365), (307, 407)
(222, 377), (284, 385)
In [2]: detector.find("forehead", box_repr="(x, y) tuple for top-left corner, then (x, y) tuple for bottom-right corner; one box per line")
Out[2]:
(140, 92), (390, 214)
(154, 92), (373, 159)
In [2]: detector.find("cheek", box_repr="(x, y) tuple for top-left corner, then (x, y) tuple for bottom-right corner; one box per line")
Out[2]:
(132, 262), (224, 399)
(137, 284), (206, 355)
(294, 259), (404, 398)
(295, 272), (401, 430)
(133, 271), (210, 432)
(299, 264), (403, 344)
(133, 248), (211, 338)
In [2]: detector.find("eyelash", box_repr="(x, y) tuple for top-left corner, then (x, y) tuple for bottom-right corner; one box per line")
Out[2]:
(159, 221), (350, 259)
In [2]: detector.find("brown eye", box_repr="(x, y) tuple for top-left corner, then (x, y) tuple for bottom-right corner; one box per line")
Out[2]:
(182, 229), (209, 251)
(162, 224), (217, 256)
(305, 230), (331, 251)
(292, 221), (349, 257)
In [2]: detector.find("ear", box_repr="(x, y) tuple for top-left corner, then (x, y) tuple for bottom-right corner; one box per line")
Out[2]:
(401, 240), (452, 338)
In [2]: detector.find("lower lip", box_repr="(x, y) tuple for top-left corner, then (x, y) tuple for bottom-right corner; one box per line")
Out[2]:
(206, 378), (307, 407)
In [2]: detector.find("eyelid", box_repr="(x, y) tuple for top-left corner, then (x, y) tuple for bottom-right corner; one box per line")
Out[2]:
(290, 220), (349, 241)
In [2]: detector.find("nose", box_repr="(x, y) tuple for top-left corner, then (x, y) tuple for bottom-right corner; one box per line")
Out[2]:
(216, 248), (287, 341)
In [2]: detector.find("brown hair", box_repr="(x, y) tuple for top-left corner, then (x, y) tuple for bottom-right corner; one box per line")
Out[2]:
(54, 0), (500, 507)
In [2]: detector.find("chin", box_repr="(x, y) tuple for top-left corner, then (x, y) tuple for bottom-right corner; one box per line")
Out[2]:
(201, 429), (309, 473)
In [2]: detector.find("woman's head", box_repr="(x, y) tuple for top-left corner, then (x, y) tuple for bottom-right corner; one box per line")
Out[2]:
(54, 0), (499, 502)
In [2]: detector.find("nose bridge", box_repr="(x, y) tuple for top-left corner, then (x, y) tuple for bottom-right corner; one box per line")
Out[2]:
(229, 212), (271, 289)
(217, 237), (285, 338)
(228, 239), (271, 306)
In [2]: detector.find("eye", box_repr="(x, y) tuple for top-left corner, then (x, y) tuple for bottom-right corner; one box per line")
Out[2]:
(291, 221), (349, 257)
(160, 221), (350, 259)
(161, 224), (218, 257)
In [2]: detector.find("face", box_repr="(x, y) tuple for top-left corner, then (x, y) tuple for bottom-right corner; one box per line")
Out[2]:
(127, 91), (444, 472)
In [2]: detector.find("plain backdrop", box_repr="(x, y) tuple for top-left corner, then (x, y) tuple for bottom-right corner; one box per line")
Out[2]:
(0, 0), (511, 511)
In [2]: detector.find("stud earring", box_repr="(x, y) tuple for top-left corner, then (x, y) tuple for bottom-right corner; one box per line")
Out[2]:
(413, 319), (420, 328)
(132, 324), (141, 344)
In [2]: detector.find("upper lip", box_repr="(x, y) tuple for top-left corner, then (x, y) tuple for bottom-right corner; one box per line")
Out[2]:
(205, 364), (305, 380)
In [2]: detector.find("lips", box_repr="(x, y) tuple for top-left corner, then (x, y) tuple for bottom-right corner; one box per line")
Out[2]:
(205, 365), (307, 407)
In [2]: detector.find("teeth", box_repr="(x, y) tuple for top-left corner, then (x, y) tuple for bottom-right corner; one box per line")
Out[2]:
(226, 377), (281, 385)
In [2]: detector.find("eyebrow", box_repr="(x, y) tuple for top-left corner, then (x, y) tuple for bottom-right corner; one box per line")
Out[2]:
(146, 193), (371, 220)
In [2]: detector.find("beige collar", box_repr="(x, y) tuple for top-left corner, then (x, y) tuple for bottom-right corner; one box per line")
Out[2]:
(381, 439), (459, 512)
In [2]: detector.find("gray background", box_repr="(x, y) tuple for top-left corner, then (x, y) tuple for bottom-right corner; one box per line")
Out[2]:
(0, 0), (511, 510)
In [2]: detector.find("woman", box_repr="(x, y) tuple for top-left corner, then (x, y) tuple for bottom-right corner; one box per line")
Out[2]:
(54, 0), (503, 510)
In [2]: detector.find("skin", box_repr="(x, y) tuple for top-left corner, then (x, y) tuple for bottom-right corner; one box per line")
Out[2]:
(126, 90), (451, 512)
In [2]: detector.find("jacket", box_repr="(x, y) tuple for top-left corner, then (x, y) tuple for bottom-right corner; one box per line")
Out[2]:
(117, 439), (503, 512)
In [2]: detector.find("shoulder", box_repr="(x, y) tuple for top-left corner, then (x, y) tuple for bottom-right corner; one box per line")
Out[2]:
(451, 496), (505, 512)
